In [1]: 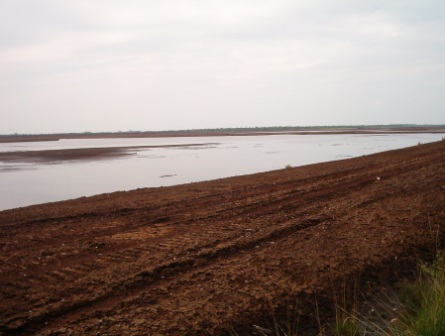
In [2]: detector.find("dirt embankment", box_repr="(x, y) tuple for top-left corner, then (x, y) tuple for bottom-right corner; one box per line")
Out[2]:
(1, 141), (445, 335)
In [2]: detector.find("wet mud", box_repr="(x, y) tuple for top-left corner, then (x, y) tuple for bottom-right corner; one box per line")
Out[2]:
(0, 140), (445, 335)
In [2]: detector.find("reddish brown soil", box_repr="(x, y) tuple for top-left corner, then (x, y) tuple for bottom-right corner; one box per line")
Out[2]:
(1, 141), (445, 335)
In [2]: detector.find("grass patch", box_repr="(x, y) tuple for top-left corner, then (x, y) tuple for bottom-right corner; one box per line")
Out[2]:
(333, 253), (445, 336)
(397, 254), (445, 336)
(231, 252), (445, 336)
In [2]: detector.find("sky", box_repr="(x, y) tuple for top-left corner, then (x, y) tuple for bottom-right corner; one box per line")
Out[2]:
(1, 1), (444, 134)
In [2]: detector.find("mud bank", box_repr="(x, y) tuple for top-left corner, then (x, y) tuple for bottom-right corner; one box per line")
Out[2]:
(0, 143), (217, 163)
(0, 140), (445, 335)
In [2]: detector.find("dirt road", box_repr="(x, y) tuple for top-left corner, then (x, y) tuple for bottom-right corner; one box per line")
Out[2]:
(1, 140), (445, 335)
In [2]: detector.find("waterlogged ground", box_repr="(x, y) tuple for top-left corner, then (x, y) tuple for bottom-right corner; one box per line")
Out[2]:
(1, 140), (444, 335)
(0, 132), (444, 210)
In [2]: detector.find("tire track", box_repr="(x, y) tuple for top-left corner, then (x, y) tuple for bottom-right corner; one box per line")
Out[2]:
(1, 140), (444, 335)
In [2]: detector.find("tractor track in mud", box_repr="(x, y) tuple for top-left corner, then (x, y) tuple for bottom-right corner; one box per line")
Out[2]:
(1, 141), (445, 335)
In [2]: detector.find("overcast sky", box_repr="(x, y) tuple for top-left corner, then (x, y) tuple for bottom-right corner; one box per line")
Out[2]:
(1, 1), (444, 134)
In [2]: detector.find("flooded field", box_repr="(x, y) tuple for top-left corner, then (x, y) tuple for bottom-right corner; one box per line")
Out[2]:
(0, 133), (443, 210)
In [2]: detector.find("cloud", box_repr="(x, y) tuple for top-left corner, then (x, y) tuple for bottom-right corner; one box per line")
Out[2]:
(0, 1), (444, 133)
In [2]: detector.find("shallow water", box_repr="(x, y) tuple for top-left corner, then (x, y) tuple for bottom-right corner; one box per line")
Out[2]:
(0, 133), (443, 211)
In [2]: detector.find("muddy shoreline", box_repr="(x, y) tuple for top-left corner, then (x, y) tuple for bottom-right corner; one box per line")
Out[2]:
(1, 126), (444, 164)
(1, 140), (445, 335)
(0, 143), (217, 163)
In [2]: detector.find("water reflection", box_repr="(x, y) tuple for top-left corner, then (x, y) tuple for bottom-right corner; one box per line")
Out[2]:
(0, 133), (443, 211)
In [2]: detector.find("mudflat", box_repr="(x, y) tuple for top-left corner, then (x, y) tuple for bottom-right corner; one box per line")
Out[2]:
(0, 143), (217, 163)
(1, 140), (444, 335)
